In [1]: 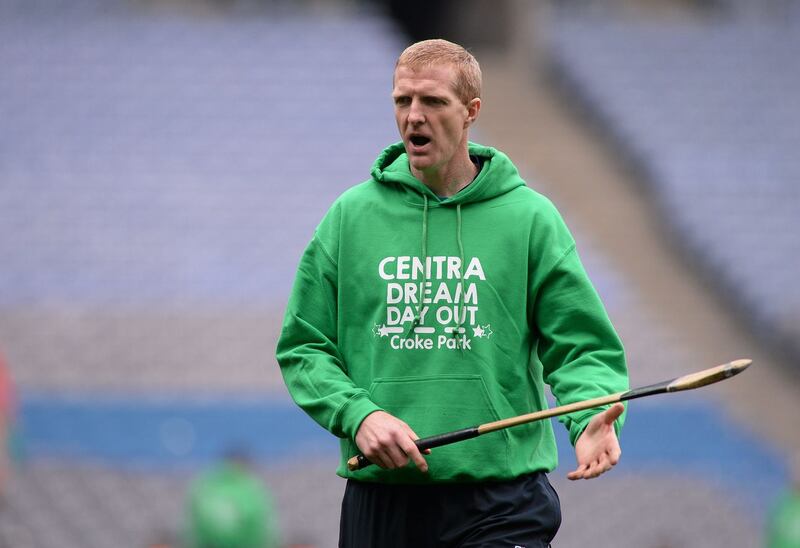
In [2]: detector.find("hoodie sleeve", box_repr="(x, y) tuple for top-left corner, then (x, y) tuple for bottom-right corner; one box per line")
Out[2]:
(528, 205), (628, 446)
(275, 206), (383, 441)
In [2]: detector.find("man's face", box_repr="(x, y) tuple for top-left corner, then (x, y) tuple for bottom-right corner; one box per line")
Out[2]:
(392, 64), (478, 175)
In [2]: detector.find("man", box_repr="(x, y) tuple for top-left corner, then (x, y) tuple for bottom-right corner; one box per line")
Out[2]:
(766, 453), (800, 548)
(277, 39), (628, 547)
(185, 449), (280, 548)
(0, 348), (15, 503)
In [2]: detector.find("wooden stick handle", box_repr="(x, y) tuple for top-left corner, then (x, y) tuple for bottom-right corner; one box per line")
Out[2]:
(346, 393), (624, 472)
(345, 359), (752, 472)
(477, 393), (623, 435)
(347, 427), (479, 471)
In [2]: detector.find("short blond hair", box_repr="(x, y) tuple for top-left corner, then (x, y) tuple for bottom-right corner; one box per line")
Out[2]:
(395, 39), (482, 105)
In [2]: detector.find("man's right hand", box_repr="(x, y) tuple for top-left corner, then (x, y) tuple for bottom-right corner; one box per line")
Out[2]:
(355, 411), (429, 473)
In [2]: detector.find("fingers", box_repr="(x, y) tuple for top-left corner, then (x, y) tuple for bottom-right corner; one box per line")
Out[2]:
(374, 436), (428, 472)
(355, 411), (429, 472)
(367, 450), (392, 470)
(589, 454), (614, 478)
(608, 442), (622, 465)
(361, 434), (410, 470)
(568, 455), (612, 480)
(401, 423), (430, 473)
(362, 443), (403, 470)
(568, 447), (621, 480)
(566, 463), (588, 481)
(398, 436), (429, 473)
(604, 402), (625, 425)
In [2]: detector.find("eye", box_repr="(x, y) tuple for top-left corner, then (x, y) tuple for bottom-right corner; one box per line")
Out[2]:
(424, 96), (447, 107)
(394, 96), (410, 106)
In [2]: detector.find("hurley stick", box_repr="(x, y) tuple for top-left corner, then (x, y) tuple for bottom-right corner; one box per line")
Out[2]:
(347, 358), (752, 471)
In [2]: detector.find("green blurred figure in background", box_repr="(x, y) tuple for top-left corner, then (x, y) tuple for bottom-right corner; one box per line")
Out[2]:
(185, 449), (280, 548)
(0, 348), (17, 503)
(767, 454), (800, 548)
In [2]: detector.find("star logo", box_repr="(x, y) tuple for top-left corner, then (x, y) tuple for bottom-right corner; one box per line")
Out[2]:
(373, 324), (400, 337)
(472, 325), (485, 338)
(483, 324), (493, 338)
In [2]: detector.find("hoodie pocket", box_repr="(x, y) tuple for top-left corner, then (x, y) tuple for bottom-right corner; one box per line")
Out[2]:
(368, 374), (510, 480)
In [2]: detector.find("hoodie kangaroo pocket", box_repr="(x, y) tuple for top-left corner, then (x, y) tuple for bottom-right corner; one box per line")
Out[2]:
(368, 374), (510, 480)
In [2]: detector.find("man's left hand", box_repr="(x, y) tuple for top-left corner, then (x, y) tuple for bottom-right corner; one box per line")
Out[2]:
(568, 402), (624, 480)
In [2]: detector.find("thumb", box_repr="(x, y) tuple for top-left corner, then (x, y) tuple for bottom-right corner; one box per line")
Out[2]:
(603, 402), (625, 425)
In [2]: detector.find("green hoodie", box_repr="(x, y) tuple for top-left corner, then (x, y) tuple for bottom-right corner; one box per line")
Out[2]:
(767, 490), (800, 548)
(276, 142), (628, 484)
(186, 461), (280, 548)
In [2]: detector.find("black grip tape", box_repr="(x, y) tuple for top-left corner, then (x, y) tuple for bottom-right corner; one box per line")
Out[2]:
(351, 426), (480, 471)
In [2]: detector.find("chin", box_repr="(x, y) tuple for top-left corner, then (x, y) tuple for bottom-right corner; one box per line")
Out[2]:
(408, 154), (437, 172)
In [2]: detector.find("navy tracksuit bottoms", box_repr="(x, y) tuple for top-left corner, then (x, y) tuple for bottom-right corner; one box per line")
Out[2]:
(339, 472), (561, 548)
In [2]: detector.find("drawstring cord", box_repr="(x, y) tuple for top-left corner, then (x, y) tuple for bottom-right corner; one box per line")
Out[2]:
(455, 203), (465, 339)
(406, 194), (429, 338)
(404, 196), (465, 349)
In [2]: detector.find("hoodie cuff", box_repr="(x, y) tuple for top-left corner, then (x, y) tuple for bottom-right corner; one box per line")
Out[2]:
(334, 392), (384, 441)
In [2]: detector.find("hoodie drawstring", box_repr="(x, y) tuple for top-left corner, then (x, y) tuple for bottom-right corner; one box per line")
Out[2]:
(406, 197), (466, 342)
(407, 195), (429, 337)
(454, 203), (465, 339)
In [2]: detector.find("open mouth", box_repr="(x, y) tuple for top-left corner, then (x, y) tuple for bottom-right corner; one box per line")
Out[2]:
(409, 135), (431, 147)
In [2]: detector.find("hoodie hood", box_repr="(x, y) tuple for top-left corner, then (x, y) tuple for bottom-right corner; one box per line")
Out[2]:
(370, 141), (526, 205)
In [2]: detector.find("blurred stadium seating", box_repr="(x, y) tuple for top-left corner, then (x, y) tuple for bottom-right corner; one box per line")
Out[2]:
(546, 5), (800, 365)
(0, 1), (401, 544)
(0, 0), (796, 546)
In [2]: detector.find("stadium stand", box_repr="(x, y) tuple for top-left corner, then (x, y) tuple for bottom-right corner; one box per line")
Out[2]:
(545, 7), (800, 366)
(0, 1), (401, 309)
(0, 0), (793, 545)
(0, 2), (400, 544)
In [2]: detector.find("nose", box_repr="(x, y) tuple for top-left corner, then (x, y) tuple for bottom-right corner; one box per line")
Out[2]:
(408, 98), (425, 124)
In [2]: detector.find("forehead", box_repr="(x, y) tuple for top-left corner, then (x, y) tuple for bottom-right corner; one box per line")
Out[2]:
(392, 64), (459, 97)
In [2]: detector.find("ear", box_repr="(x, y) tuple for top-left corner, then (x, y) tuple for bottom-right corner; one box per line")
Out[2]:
(464, 97), (481, 127)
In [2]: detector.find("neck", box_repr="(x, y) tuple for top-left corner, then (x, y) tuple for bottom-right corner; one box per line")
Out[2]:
(412, 149), (477, 198)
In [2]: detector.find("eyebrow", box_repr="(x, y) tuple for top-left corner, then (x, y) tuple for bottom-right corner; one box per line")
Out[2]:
(392, 92), (450, 103)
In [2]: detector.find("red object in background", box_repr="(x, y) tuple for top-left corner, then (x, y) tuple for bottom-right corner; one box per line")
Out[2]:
(0, 349), (15, 420)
